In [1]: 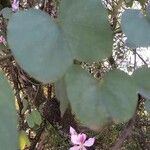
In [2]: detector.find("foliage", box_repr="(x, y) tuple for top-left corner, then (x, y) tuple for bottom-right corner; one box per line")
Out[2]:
(7, 8), (73, 83)
(59, 0), (113, 62)
(0, 72), (18, 149)
(0, 0), (150, 149)
(26, 109), (42, 128)
(64, 66), (137, 128)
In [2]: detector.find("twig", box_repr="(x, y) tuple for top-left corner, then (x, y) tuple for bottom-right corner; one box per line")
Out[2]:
(132, 49), (148, 66)
(133, 49), (137, 70)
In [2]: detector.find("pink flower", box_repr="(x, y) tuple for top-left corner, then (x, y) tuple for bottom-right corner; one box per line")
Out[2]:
(12, 0), (19, 12)
(0, 36), (6, 45)
(69, 126), (95, 150)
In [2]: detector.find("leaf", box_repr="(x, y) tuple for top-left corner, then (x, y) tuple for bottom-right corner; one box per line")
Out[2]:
(65, 66), (137, 129)
(31, 110), (42, 126)
(19, 131), (30, 150)
(26, 110), (42, 128)
(26, 113), (35, 128)
(121, 9), (150, 48)
(59, 0), (113, 62)
(55, 77), (69, 117)
(7, 9), (73, 83)
(133, 67), (150, 99)
(0, 71), (18, 150)
(0, 7), (13, 19)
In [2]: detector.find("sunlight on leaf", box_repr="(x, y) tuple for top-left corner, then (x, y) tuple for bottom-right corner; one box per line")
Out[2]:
(19, 131), (30, 150)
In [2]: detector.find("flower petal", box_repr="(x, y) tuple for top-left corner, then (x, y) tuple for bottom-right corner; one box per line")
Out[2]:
(78, 133), (87, 143)
(83, 138), (95, 147)
(12, 0), (19, 12)
(69, 146), (81, 150)
(71, 134), (80, 145)
(70, 126), (77, 135)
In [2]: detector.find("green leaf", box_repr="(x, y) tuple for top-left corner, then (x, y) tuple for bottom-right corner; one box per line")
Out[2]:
(59, 0), (113, 62)
(26, 113), (35, 128)
(0, 71), (18, 150)
(19, 131), (30, 150)
(133, 67), (150, 99)
(26, 110), (42, 128)
(7, 9), (73, 83)
(121, 9), (150, 48)
(31, 110), (42, 126)
(65, 66), (137, 129)
(55, 77), (69, 117)
(0, 7), (13, 19)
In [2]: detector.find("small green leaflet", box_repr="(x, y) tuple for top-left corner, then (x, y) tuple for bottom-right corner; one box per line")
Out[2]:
(26, 110), (42, 128)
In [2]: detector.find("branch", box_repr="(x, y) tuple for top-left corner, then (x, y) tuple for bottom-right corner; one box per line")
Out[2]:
(132, 49), (148, 66)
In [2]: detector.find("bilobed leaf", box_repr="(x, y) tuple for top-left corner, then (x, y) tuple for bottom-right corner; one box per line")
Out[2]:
(7, 9), (73, 83)
(133, 67), (150, 99)
(65, 66), (137, 129)
(59, 0), (113, 62)
(0, 71), (18, 150)
(121, 9), (150, 48)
